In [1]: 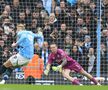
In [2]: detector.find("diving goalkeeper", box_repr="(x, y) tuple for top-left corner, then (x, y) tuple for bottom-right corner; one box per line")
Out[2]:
(44, 43), (100, 85)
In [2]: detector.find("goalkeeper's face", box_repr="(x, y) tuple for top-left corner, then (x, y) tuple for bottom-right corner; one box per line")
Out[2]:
(50, 44), (57, 53)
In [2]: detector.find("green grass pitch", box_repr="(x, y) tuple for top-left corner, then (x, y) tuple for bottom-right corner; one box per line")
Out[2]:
(0, 84), (108, 90)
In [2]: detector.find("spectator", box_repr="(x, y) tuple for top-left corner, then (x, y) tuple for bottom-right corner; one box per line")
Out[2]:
(81, 0), (91, 5)
(0, 10), (12, 21)
(25, 6), (32, 29)
(54, 6), (61, 17)
(87, 48), (95, 73)
(39, 10), (49, 28)
(11, 0), (21, 22)
(0, 1), (5, 14)
(66, 27), (74, 40)
(64, 36), (72, 55)
(35, 1), (45, 13)
(39, 41), (50, 68)
(4, 5), (11, 14)
(57, 0), (71, 25)
(2, 17), (15, 35)
(43, 17), (52, 43)
(76, 6), (84, 16)
(49, 13), (58, 30)
(32, 10), (40, 19)
(57, 23), (67, 48)
(101, 29), (108, 62)
(101, 30), (108, 49)
(75, 38), (87, 70)
(75, 17), (88, 39)
(50, 27), (59, 43)
(30, 19), (38, 33)
(100, 43), (107, 77)
(89, 2), (97, 15)
(83, 35), (95, 72)
(70, 45), (82, 62)
(17, 10), (26, 24)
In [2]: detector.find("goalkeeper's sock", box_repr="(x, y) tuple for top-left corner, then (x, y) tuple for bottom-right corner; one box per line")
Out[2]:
(90, 77), (98, 85)
(0, 65), (7, 74)
(72, 79), (81, 85)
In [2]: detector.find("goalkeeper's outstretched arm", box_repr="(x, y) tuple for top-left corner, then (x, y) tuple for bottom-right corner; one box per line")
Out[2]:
(52, 58), (67, 72)
(60, 57), (67, 67)
(44, 63), (51, 76)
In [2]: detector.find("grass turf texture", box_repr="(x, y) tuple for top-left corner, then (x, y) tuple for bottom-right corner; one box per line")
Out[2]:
(0, 84), (107, 90)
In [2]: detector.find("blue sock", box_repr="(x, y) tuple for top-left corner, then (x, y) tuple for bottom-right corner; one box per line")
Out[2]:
(3, 75), (9, 80)
(2, 68), (13, 80)
(0, 65), (7, 74)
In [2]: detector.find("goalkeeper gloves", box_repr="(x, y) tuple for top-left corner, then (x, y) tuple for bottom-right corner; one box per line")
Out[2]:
(44, 69), (49, 76)
(52, 65), (62, 72)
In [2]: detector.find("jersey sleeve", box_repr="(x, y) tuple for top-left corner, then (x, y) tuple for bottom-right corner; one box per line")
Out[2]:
(16, 34), (26, 45)
(58, 49), (67, 59)
(34, 33), (44, 47)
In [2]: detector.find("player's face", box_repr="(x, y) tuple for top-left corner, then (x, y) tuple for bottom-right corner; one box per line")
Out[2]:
(16, 25), (25, 33)
(50, 44), (57, 53)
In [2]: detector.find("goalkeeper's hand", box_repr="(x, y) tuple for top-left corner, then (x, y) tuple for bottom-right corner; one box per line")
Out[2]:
(44, 69), (49, 76)
(52, 65), (62, 72)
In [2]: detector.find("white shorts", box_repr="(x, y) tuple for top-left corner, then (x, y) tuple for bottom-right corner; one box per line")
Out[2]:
(9, 53), (30, 67)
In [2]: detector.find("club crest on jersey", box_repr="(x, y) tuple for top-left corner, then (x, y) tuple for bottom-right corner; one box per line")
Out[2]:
(57, 55), (60, 58)
(52, 57), (55, 60)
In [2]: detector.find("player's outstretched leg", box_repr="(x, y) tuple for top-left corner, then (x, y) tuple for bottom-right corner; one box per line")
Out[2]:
(62, 69), (83, 85)
(0, 60), (13, 75)
(0, 60), (13, 84)
(0, 68), (13, 84)
(79, 69), (100, 85)
(0, 65), (7, 75)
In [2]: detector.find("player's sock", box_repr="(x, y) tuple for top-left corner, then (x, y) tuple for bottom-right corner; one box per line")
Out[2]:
(2, 68), (13, 80)
(0, 65), (7, 74)
(72, 79), (81, 85)
(5, 68), (13, 76)
(90, 77), (98, 85)
(3, 75), (9, 80)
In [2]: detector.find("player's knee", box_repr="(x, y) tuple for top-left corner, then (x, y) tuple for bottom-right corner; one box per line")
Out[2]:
(79, 69), (86, 74)
(3, 60), (13, 68)
(62, 72), (67, 78)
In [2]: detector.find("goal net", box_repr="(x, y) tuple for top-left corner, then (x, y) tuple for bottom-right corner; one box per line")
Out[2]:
(0, 0), (108, 85)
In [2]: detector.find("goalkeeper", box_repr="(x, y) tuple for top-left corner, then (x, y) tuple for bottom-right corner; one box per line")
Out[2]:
(44, 43), (100, 85)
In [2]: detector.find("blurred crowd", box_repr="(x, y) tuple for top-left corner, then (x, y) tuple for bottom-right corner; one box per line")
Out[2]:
(0, 0), (108, 77)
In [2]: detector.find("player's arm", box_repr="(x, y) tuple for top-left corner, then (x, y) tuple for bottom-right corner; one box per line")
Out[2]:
(12, 34), (26, 47)
(60, 57), (67, 67)
(44, 63), (51, 76)
(52, 57), (67, 72)
(52, 51), (67, 72)
(34, 33), (44, 47)
(44, 54), (53, 76)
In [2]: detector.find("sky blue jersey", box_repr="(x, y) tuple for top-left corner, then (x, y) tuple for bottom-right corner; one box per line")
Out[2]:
(16, 30), (43, 59)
